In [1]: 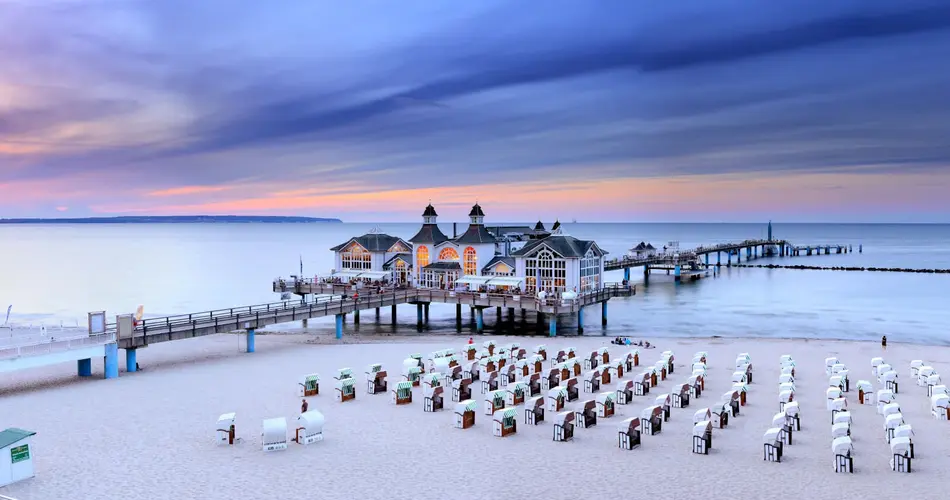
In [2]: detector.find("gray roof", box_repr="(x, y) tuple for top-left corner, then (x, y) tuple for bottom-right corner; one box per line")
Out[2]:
(0, 428), (35, 449)
(511, 235), (606, 259)
(534, 221), (546, 231)
(423, 261), (461, 271)
(330, 233), (409, 252)
(454, 224), (497, 244)
(482, 256), (515, 272)
(633, 242), (655, 251)
(469, 203), (485, 217)
(409, 224), (451, 244)
(383, 253), (413, 270)
(422, 204), (438, 217)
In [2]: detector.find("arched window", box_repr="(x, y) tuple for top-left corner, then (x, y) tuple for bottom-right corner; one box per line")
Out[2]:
(416, 246), (429, 278)
(341, 243), (371, 270)
(439, 247), (459, 261)
(580, 249), (600, 291)
(463, 247), (478, 276)
(525, 249), (566, 293)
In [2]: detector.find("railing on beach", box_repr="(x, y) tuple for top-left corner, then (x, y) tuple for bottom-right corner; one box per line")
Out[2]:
(0, 332), (116, 360)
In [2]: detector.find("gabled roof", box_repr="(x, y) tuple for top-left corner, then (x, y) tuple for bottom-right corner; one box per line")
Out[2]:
(534, 220), (546, 231)
(511, 235), (607, 259)
(330, 233), (409, 252)
(383, 253), (412, 270)
(454, 224), (497, 244)
(423, 261), (461, 271)
(482, 256), (515, 272)
(632, 242), (656, 251)
(0, 428), (35, 449)
(409, 224), (450, 244)
(551, 220), (561, 231)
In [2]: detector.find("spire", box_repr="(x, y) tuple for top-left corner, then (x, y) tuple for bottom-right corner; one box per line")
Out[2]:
(468, 202), (485, 225)
(422, 203), (438, 224)
(552, 219), (561, 231)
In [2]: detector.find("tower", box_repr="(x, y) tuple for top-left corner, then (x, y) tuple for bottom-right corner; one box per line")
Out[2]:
(423, 203), (437, 225)
(768, 220), (773, 242)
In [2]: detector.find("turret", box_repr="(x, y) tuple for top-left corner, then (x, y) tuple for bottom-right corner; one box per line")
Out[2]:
(469, 203), (485, 225)
(423, 203), (438, 225)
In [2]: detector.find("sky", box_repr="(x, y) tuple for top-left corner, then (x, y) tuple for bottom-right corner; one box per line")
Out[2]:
(1, 0), (949, 223)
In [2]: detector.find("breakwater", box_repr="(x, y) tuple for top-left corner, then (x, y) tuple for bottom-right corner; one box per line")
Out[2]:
(729, 264), (950, 274)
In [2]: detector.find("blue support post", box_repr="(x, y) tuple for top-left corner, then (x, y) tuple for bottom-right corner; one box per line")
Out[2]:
(623, 267), (630, 282)
(77, 358), (92, 377)
(717, 252), (721, 267)
(727, 253), (732, 266)
(705, 254), (709, 267)
(476, 308), (484, 333)
(577, 307), (584, 334)
(674, 265), (681, 282)
(417, 304), (423, 326)
(601, 301), (608, 326)
(549, 316), (557, 337)
(335, 314), (343, 339)
(126, 348), (137, 373)
(246, 328), (256, 353)
(104, 343), (119, 379)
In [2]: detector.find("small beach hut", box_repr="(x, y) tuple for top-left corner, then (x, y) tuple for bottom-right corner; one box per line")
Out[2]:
(393, 381), (413, 405)
(656, 393), (672, 421)
(857, 380), (874, 404)
(784, 401), (801, 431)
(694, 408), (712, 425)
(335, 378), (356, 402)
(932, 393), (950, 420)
(871, 356), (885, 376)
(506, 381), (528, 406)
(484, 389), (506, 416)
(909, 359), (924, 377)
(693, 420), (712, 455)
(565, 378), (579, 401)
(424, 385), (445, 412)
(884, 413), (904, 442)
(640, 405), (663, 435)
(403, 365), (422, 387)
(617, 380), (634, 405)
(890, 437), (913, 473)
(584, 350), (599, 371)
(917, 366), (936, 387)
(617, 417), (641, 450)
(366, 365), (387, 395)
(763, 428), (783, 462)
(534, 344), (547, 361)
(833, 436), (854, 473)
(876, 390), (896, 415)
(261, 418), (288, 452)
(636, 371), (652, 396)
(542, 368), (560, 391)
(299, 373), (320, 397)
(454, 400), (477, 429)
(481, 371), (499, 394)
(492, 408), (518, 437)
(294, 410), (324, 445)
(0, 428), (36, 488)
(452, 378), (473, 402)
(583, 369), (601, 393)
(711, 402), (730, 428)
(547, 387), (567, 413)
(525, 396), (545, 425)
(607, 358), (624, 379)
(553, 411), (575, 442)
(216, 413), (236, 445)
(596, 392), (616, 418)
(576, 400), (597, 428)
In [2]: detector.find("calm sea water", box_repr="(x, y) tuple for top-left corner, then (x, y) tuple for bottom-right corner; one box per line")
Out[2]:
(2, 223), (949, 345)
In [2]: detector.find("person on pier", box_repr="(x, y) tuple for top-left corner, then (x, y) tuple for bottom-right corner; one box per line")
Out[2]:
(301, 399), (309, 413)
(882, 335), (887, 351)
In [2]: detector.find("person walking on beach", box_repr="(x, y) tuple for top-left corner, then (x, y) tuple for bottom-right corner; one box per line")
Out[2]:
(467, 337), (474, 345)
(301, 399), (309, 413)
(881, 335), (887, 351)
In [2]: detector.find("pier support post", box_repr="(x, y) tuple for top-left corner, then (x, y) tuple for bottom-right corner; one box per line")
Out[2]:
(335, 314), (343, 339)
(391, 304), (397, 324)
(375, 307), (380, 319)
(674, 265), (681, 282)
(302, 318), (308, 328)
(417, 304), (423, 326)
(705, 254), (709, 267)
(456, 304), (462, 326)
(354, 309), (360, 324)
(717, 252), (721, 267)
(601, 301), (608, 326)
(476, 308), (484, 333)
(423, 303), (429, 324)
(623, 267), (630, 282)
(104, 343), (119, 379)
(496, 306), (502, 319)
(77, 358), (92, 377)
(727, 253), (732, 267)
(643, 267), (650, 283)
(125, 348), (137, 373)
(549, 316), (557, 337)
(577, 307), (584, 334)
(246, 328), (256, 353)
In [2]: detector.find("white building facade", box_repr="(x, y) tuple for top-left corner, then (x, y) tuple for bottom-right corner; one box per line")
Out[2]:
(329, 229), (412, 284)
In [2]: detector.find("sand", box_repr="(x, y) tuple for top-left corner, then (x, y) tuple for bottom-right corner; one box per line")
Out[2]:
(1, 332), (948, 500)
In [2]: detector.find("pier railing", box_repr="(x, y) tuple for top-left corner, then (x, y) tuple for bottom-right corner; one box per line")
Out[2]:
(0, 332), (116, 360)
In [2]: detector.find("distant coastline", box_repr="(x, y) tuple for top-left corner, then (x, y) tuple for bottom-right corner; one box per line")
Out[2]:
(0, 215), (342, 224)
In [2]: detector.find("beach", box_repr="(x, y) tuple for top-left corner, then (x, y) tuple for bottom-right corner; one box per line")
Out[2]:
(1, 332), (947, 500)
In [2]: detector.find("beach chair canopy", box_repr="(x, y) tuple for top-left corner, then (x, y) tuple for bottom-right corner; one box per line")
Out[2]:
(779, 390), (794, 403)
(712, 402), (730, 414)
(508, 382), (528, 395)
(217, 413), (236, 428)
(826, 387), (842, 400)
(367, 363), (383, 375)
(830, 376), (844, 388)
(483, 340), (495, 348)
(877, 390), (895, 403)
(548, 387), (566, 399)
(455, 400), (477, 414)
(692, 362), (706, 372)
(877, 364), (893, 378)
(763, 428), (781, 443)
(882, 403), (901, 417)
(780, 366), (794, 376)
(895, 424), (914, 440)
(737, 353), (751, 363)
(297, 410), (325, 435)
(833, 411), (852, 425)
(639, 371), (652, 382)
(433, 358), (450, 373)
(693, 421), (712, 437)
(262, 417), (287, 444)
(780, 354), (794, 364)
(493, 407), (517, 422)
(618, 417), (640, 432)
(689, 374), (703, 386)
(779, 374), (795, 385)
(931, 385), (948, 397)
(654, 360), (666, 371)
(527, 396), (544, 409)
(832, 436), (853, 455)
(772, 412), (786, 427)
(918, 366), (936, 379)
(641, 405), (662, 420)
(424, 384), (443, 398)
(655, 393), (671, 407)
(556, 411), (575, 426)
(910, 359), (924, 370)
(930, 394), (949, 409)
(831, 422), (850, 439)
(692, 367), (706, 377)
(832, 363), (847, 374)
(335, 378), (355, 390)
(694, 351), (707, 358)
(856, 380), (873, 392)
(628, 349), (641, 358)
(890, 436), (912, 456)
(825, 357), (839, 368)
(722, 390), (739, 403)
(694, 408), (712, 423)
(597, 392), (615, 405)
(830, 398), (847, 411)
(884, 413), (904, 430)
(927, 374), (942, 386)
(731, 371), (746, 383)
(784, 401), (800, 417)
(780, 382), (796, 394)
(871, 357), (884, 368)
(535, 344), (546, 353)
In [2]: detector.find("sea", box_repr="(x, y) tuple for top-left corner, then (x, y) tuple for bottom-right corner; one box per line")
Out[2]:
(2, 222), (949, 345)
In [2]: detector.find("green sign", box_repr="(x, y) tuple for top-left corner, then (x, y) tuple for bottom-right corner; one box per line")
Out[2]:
(10, 444), (30, 463)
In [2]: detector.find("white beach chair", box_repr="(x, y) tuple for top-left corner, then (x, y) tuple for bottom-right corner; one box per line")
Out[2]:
(779, 390), (794, 412)
(876, 363), (893, 379)
(216, 412), (236, 445)
(829, 398), (847, 423)
(833, 436), (854, 473)
(931, 394), (949, 420)
(825, 357), (840, 377)
(884, 413), (904, 442)
(780, 382), (796, 395)
(870, 357), (884, 376)
(880, 370), (899, 393)
(692, 420), (712, 454)
(640, 405), (663, 435)
(832, 421), (851, 439)
(554, 411), (575, 442)
(917, 366), (935, 387)
(876, 390), (895, 414)
(780, 354), (794, 365)
(784, 401), (801, 430)
(890, 437), (913, 472)
(909, 359), (924, 377)
(763, 428), (783, 462)
(616, 380), (634, 405)
(261, 417), (288, 452)
(294, 410), (325, 445)
(895, 425), (915, 457)
(779, 373), (794, 385)
(826, 387), (842, 410)
(694, 407), (711, 425)
(857, 380), (874, 404)
(454, 400), (477, 429)
(926, 374), (942, 396)
(596, 392), (617, 418)
(617, 417), (640, 449)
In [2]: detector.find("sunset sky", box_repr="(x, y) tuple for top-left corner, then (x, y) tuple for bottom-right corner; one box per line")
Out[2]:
(1, 0), (949, 222)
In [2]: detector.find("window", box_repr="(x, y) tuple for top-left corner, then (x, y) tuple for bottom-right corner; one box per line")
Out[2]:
(341, 243), (371, 270)
(580, 249), (601, 291)
(389, 241), (409, 253)
(463, 247), (478, 276)
(525, 249), (566, 293)
(416, 246), (429, 278)
(484, 262), (513, 277)
(439, 247), (459, 261)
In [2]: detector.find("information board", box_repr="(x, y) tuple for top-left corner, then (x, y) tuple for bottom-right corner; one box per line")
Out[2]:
(10, 444), (29, 463)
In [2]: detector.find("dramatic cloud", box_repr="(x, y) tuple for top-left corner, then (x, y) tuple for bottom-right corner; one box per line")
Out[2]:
(1, 0), (949, 221)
